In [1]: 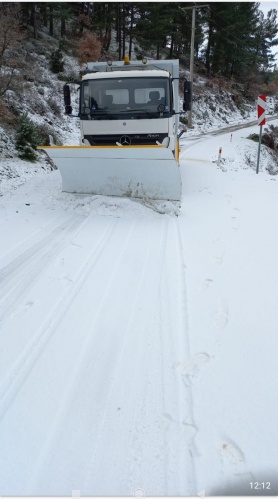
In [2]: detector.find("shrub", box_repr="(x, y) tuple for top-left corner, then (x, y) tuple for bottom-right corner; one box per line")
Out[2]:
(58, 37), (69, 53)
(205, 80), (213, 89)
(0, 98), (17, 126)
(47, 97), (61, 116)
(262, 125), (278, 152)
(50, 48), (64, 73)
(35, 123), (61, 147)
(247, 127), (278, 154)
(77, 32), (101, 66)
(265, 149), (278, 175)
(29, 98), (48, 116)
(247, 133), (259, 143)
(57, 71), (79, 82)
(15, 112), (39, 162)
(232, 93), (243, 108)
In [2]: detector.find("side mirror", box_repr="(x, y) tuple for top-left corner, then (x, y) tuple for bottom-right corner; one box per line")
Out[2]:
(63, 84), (72, 114)
(183, 81), (192, 111)
(65, 105), (72, 115)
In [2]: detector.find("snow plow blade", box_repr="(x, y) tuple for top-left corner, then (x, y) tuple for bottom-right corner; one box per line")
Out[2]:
(38, 146), (181, 201)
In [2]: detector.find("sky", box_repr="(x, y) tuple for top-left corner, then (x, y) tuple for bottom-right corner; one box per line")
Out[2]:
(259, 0), (278, 15)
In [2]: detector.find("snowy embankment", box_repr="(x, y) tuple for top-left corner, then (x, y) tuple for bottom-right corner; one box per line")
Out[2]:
(180, 121), (278, 495)
(0, 120), (278, 495)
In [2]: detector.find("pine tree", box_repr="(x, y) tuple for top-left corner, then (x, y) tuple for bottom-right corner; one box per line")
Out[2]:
(50, 47), (64, 73)
(91, 3), (116, 54)
(15, 113), (39, 162)
(255, 9), (278, 71)
(205, 2), (276, 80)
(134, 3), (169, 59)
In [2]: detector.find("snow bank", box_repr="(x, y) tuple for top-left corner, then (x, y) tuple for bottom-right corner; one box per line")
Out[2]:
(179, 126), (278, 494)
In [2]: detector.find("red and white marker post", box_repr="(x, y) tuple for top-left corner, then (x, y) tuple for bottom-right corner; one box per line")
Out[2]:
(257, 95), (266, 174)
(217, 146), (222, 166)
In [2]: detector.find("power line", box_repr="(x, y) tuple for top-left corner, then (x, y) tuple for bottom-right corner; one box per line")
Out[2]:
(206, 6), (257, 51)
(206, 5), (259, 44)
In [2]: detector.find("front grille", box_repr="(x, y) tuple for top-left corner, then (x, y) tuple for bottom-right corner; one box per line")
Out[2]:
(84, 133), (168, 146)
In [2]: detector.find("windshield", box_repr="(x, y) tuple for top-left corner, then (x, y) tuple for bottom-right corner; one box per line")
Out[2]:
(80, 77), (171, 117)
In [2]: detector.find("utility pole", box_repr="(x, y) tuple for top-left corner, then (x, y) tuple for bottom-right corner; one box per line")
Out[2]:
(189, 6), (195, 127)
(180, 4), (208, 127)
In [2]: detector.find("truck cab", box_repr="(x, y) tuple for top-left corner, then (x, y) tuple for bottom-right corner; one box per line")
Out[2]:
(77, 59), (180, 161)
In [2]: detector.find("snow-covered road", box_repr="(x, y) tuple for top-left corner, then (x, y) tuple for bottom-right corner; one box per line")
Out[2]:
(0, 172), (197, 495)
(1, 123), (278, 496)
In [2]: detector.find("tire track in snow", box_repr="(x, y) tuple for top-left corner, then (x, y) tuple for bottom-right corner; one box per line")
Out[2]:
(81, 218), (197, 495)
(0, 218), (117, 422)
(0, 216), (87, 325)
(0, 216), (79, 285)
(133, 217), (196, 495)
(74, 218), (196, 496)
(0, 213), (70, 265)
(81, 218), (170, 495)
(0, 216), (197, 496)
(173, 217), (198, 494)
(124, 216), (170, 494)
(156, 217), (181, 494)
(27, 219), (139, 494)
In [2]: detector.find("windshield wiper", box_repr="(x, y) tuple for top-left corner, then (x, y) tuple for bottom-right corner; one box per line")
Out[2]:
(90, 109), (108, 114)
(118, 109), (157, 114)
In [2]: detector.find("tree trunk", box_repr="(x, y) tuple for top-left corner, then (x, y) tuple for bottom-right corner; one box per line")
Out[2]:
(118, 5), (122, 60)
(104, 26), (111, 52)
(41, 5), (48, 27)
(129, 4), (134, 59)
(61, 17), (66, 37)
(30, 4), (37, 39)
(156, 44), (160, 60)
(20, 4), (30, 27)
(103, 4), (112, 52)
(122, 4), (126, 58)
(116, 6), (119, 43)
(49, 4), (54, 36)
(206, 19), (213, 76)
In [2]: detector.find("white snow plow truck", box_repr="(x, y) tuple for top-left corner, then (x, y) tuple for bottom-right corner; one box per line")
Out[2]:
(38, 57), (191, 201)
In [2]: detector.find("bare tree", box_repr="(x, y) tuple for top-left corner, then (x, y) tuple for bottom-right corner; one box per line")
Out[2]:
(77, 32), (101, 66)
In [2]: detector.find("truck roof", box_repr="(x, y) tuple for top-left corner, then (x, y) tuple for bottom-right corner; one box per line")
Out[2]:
(82, 69), (170, 81)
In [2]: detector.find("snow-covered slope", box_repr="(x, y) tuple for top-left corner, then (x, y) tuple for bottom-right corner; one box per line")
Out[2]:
(0, 33), (81, 163)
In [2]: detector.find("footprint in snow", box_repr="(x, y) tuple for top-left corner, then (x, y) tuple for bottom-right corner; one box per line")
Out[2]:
(218, 439), (245, 465)
(8, 300), (35, 321)
(214, 298), (229, 329)
(157, 413), (198, 442)
(199, 278), (214, 290)
(213, 248), (225, 265)
(173, 352), (211, 378)
(213, 255), (224, 265)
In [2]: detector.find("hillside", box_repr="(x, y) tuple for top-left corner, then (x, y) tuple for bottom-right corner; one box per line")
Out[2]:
(0, 30), (80, 153)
